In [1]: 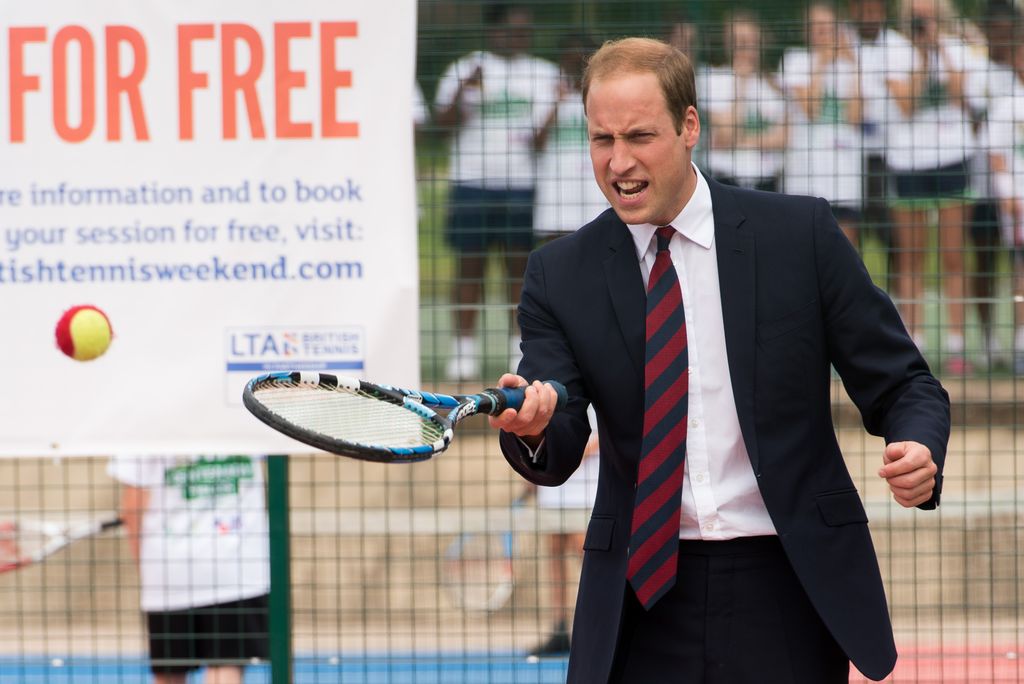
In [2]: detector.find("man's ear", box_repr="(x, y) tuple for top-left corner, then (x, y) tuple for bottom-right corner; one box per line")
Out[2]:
(683, 106), (701, 148)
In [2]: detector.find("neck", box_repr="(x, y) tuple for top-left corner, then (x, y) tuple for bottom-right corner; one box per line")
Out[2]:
(666, 164), (698, 224)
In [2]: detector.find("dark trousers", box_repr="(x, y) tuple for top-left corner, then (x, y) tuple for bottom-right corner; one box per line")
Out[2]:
(608, 536), (849, 684)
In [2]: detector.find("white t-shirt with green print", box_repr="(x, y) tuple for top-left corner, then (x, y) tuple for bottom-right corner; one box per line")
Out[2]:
(884, 35), (977, 171)
(534, 89), (610, 235)
(779, 48), (864, 208)
(704, 70), (786, 185)
(435, 50), (559, 190)
(985, 82), (1024, 244)
(108, 455), (270, 612)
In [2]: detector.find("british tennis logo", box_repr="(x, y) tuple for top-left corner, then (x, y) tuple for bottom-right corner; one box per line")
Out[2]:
(225, 326), (365, 373)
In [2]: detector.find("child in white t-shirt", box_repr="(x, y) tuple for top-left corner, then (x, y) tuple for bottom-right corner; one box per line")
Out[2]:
(984, 38), (1024, 374)
(433, 4), (559, 381)
(780, 3), (865, 245)
(705, 13), (788, 192)
(109, 455), (270, 684)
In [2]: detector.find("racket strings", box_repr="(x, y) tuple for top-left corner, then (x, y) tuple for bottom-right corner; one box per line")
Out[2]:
(444, 533), (514, 611)
(254, 383), (446, 448)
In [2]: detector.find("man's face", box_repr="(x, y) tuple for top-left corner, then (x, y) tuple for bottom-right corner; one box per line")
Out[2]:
(586, 72), (699, 226)
(986, 18), (1014, 65)
(808, 6), (838, 50)
(849, 0), (886, 39)
(491, 8), (533, 56)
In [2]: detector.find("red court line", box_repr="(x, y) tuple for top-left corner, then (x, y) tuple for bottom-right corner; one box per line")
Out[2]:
(851, 646), (1022, 683)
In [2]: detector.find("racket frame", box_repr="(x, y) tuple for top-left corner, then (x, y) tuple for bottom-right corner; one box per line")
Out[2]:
(441, 492), (530, 612)
(242, 372), (519, 463)
(0, 517), (122, 573)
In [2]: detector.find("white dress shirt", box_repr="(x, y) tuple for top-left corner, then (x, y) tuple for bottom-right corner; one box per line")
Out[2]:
(628, 165), (776, 540)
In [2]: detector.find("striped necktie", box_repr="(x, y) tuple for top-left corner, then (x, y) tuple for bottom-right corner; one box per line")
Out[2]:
(626, 225), (689, 610)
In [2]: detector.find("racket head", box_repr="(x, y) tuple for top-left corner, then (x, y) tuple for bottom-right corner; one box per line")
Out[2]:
(442, 530), (515, 612)
(0, 520), (45, 572)
(0, 517), (121, 573)
(242, 372), (454, 462)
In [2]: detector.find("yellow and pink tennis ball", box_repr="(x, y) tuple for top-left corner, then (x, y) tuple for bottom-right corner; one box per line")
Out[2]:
(55, 305), (114, 361)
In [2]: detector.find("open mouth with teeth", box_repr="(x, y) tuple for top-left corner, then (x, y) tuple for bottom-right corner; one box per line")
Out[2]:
(615, 180), (648, 197)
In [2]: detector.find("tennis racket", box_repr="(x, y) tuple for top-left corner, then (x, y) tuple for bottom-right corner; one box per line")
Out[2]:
(242, 372), (568, 462)
(0, 516), (122, 573)
(442, 490), (532, 612)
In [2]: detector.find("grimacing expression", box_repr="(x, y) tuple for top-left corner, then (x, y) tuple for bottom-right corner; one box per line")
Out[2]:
(586, 72), (699, 227)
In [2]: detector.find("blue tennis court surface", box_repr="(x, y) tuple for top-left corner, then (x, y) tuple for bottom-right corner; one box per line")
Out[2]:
(0, 654), (570, 683)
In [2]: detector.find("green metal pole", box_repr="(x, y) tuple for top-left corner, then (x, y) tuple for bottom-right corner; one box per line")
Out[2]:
(267, 455), (292, 684)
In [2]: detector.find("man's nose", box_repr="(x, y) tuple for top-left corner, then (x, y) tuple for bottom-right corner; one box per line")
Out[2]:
(609, 140), (635, 175)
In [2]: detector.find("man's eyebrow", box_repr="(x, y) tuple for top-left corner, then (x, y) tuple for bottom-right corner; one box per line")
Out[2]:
(590, 126), (655, 138)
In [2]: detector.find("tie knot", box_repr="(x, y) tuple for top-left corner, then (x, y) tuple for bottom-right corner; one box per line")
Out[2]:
(655, 226), (675, 253)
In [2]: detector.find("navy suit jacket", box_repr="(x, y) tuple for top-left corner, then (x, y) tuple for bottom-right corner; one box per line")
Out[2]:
(499, 178), (950, 682)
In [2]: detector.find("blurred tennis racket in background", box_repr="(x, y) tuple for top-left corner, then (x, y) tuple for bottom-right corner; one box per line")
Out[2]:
(242, 372), (568, 462)
(442, 489), (533, 612)
(0, 516), (122, 573)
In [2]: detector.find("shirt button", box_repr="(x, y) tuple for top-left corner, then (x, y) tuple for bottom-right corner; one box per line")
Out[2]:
(690, 418), (699, 429)
(703, 522), (715, 532)
(695, 472), (705, 484)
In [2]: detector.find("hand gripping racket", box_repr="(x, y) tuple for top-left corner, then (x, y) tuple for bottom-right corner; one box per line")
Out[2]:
(242, 372), (568, 462)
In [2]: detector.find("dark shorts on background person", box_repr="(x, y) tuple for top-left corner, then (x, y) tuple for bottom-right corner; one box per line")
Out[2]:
(891, 160), (970, 203)
(446, 184), (536, 254)
(147, 594), (269, 674)
(970, 199), (1002, 244)
(862, 154), (892, 242)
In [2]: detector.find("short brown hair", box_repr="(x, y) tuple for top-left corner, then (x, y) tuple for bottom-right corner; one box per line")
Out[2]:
(581, 37), (696, 134)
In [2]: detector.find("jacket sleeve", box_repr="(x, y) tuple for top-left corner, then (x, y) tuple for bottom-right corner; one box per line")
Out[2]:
(813, 197), (950, 509)
(499, 247), (593, 487)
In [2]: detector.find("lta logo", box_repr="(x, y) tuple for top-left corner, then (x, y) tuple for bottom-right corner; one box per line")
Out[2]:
(229, 331), (299, 358)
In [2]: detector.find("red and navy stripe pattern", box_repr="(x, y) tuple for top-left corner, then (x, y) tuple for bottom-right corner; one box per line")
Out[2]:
(626, 225), (689, 610)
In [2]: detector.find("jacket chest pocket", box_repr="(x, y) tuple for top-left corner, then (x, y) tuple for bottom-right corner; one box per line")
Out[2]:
(757, 299), (819, 346)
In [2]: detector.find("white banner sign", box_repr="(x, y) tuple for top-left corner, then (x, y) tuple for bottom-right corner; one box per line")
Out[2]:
(0, 0), (419, 456)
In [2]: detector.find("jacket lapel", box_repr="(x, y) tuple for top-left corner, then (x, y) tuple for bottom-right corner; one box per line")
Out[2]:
(602, 217), (646, 381)
(708, 179), (760, 474)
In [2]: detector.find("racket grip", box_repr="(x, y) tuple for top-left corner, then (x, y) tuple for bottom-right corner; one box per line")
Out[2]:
(493, 380), (568, 414)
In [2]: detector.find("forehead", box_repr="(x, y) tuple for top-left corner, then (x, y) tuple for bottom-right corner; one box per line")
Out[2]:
(586, 72), (670, 128)
(503, 8), (533, 27)
(909, 0), (936, 15)
(809, 5), (835, 21)
(850, 0), (885, 12)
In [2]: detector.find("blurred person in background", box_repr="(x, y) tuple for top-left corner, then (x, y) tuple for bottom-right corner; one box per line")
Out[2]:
(983, 20), (1024, 375)
(847, 0), (913, 284)
(665, 11), (717, 174)
(966, 1), (1021, 369)
(434, 3), (559, 381)
(781, 1), (866, 246)
(848, 0), (911, 284)
(885, 0), (977, 375)
(532, 33), (608, 242)
(704, 12), (788, 192)
(110, 455), (270, 684)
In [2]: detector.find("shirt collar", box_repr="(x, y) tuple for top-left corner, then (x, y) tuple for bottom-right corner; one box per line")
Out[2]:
(627, 163), (714, 261)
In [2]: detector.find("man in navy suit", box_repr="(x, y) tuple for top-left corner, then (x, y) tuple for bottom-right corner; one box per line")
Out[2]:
(489, 37), (949, 683)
